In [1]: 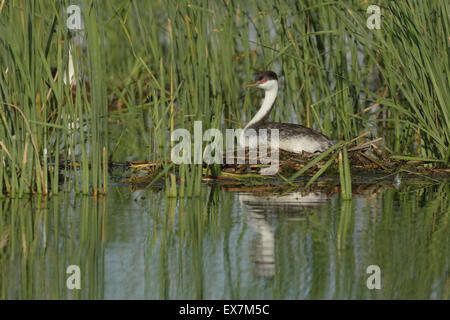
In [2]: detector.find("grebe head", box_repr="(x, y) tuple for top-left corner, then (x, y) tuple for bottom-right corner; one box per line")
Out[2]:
(256, 70), (278, 90)
(242, 70), (278, 91)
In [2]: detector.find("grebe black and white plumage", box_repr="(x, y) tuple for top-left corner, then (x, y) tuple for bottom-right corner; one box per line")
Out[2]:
(240, 70), (334, 154)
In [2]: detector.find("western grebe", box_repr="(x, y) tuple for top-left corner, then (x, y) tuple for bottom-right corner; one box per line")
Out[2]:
(240, 70), (333, 154)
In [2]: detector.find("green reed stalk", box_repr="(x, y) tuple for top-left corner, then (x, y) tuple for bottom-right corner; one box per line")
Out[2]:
(82, 0), (108, 195)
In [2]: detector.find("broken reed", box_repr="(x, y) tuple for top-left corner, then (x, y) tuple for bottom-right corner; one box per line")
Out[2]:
(1, 0), (449, 197)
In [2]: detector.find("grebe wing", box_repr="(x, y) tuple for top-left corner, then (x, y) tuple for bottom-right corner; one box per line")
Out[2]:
(258, 122), (334, 153)
(262, 122), (333, 142)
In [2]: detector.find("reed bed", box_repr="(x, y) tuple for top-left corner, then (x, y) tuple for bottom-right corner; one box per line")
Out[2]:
(0, 0), (448, 197)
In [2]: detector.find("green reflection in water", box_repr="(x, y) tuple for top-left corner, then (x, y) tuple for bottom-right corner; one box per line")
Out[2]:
(0, 183), (448, 299)
(0, 195), (105, 299)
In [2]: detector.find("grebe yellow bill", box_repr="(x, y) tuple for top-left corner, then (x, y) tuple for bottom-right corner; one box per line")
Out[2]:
(240, 70), (334, 154)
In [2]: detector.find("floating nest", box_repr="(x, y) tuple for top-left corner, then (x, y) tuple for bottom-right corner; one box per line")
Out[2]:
(120, 137), (450, 187)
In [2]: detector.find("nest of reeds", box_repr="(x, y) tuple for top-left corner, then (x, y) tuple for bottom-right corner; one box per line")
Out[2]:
(122, 136), (450, 187)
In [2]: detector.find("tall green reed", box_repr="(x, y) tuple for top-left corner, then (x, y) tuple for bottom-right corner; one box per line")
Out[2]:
(0, 1), (108, 197)
(335, 1), (450, 162)
(1, 0), (448, 197)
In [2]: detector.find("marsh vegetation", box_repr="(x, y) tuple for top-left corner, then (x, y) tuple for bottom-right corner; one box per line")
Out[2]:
(0, 0), (448, 300)
(0, 0), (449, 197)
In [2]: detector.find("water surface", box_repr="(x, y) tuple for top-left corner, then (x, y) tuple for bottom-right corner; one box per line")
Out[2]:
(0, 182), (448, 299)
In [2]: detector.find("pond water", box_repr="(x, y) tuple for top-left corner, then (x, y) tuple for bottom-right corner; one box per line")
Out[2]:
(0, 181), (448, 299)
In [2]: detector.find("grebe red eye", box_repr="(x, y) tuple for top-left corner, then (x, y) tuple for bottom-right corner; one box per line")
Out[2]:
(260, 79), (265, 83)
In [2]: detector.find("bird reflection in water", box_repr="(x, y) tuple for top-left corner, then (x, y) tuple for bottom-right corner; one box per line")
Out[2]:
(239, 191), (330, 277)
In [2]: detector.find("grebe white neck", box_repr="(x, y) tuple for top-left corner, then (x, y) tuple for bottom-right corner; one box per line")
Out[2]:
(239, 80), (278, 148)
(244, 80), (278, 130)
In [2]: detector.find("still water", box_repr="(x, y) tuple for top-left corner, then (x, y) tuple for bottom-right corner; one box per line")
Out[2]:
(0, 181), (448, 299)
